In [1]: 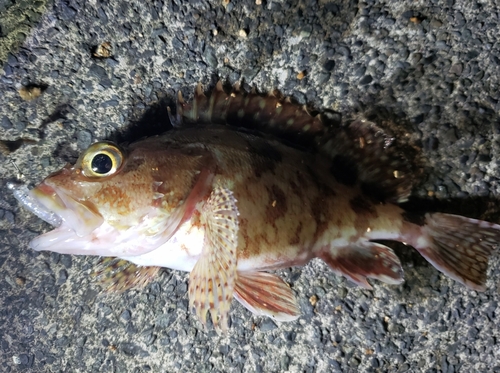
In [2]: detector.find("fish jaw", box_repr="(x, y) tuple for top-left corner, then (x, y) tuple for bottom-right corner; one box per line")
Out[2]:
(23, 195), (189, 257)
(12, 181), (120, 255)
(31, 182), (104, 237)
(13, 181), (172, 256)
(11, 180), (106, 246)
(120, 221), (205, 271)
(29, 220), (163, 256)
(14, 154), (215, 257)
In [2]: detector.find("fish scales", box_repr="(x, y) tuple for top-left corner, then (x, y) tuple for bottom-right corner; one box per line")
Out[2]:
(11, 82), (500, 331)
(150, 127), (393, 267)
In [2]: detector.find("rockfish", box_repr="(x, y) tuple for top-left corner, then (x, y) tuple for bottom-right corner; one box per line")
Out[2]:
(12, 82), (500, 331)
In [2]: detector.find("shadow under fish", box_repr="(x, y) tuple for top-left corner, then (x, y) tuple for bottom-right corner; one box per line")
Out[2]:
(11, 81), (500, 332)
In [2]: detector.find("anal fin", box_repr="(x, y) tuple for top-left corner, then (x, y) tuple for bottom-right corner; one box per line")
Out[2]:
(188, 184), (239, 332)
(319, 242), (404, 289)
(233, 271), (301, 322)
(91, 257), (161, 292)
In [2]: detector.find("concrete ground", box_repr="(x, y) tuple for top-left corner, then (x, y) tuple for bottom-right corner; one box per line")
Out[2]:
(2, 0), (500, 372)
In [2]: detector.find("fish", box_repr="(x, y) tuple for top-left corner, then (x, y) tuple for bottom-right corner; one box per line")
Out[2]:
(11, 81), (500, 332)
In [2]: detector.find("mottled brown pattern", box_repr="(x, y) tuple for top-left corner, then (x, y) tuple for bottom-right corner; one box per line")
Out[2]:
(265, 184), (288, 225)
(25, 89), (500, 322)
(246, 139), (283, 178)
(349, 195), (379, 235)
(349, 195), (376, 215)
(99, 186), (131, 213)
(311, 195), (330, 241)
(305, 165), (337, 199)
(289, 221), (303, 245)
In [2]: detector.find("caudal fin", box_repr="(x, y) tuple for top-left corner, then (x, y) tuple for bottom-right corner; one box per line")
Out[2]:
(415, 213), (500, 291)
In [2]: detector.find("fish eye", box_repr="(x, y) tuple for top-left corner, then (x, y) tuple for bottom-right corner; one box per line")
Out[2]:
(79, 142), (124, 178)
(91, 153), (113, 174)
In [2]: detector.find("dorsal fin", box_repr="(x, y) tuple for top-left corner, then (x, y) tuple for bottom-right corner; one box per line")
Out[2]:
(168, 83), (417, 203)
(319, 118), (416, 203)
(167, 81), (335, 144)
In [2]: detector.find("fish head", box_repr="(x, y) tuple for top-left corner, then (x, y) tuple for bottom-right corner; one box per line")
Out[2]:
(15, 139), (210, 256)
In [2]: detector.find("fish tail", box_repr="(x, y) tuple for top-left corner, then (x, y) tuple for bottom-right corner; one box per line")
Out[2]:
(412, 213), (500, 291)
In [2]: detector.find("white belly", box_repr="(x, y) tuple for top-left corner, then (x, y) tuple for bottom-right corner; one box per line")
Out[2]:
(120, 222), (204, 271)
(120, 221), (312, 273)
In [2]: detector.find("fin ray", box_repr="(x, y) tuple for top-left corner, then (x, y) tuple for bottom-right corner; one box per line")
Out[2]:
(416, 213), (500, 291)
(91, 257), (161, 292)
(171, 82), (329, 144)
(319, 242), (404, 289)
(188, 184), (239, 332)
(234, 271), (301, 322)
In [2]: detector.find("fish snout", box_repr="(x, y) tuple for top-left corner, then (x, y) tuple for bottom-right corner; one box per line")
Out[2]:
(31, 182), (104, 237)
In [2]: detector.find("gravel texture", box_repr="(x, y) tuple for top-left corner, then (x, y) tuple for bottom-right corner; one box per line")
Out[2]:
(2, 0), (500, 372)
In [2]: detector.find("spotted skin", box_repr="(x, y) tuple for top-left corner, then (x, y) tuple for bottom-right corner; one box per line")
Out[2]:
(114, 125), (500, 294)
(146, 126), (408, 272)
(20, 118), (500, 328)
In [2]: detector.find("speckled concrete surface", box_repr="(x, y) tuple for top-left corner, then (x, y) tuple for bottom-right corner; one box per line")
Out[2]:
(2, 0), (500, 372)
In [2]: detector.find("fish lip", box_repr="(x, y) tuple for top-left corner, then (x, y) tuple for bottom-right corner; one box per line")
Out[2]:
(31, 183), (65, 214)
(10, 182), (63, 227)
(30, 182), (104, 237)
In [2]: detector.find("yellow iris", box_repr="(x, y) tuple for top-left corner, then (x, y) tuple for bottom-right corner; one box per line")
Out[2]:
(79, 141), (124, 178)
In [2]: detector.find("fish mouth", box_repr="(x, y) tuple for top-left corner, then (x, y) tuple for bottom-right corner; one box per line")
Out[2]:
(11, 182), (104, 251)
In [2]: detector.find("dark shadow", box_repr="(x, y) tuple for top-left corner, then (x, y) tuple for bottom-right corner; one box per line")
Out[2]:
(401, 195), (500, 223)
(53, 141), (80, 164)
(107, 95), (174, 145)
(40, 104), (76, 133)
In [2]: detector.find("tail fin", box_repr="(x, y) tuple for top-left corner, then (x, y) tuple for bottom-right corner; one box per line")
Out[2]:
(415, 213), (500, 291)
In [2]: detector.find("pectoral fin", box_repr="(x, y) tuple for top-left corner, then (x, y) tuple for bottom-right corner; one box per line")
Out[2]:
(234, 271), (301, 322)
(188, 184), (239, 332)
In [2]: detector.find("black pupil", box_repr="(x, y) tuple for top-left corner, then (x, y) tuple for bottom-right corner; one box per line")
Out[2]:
(91, 153), (113, 174)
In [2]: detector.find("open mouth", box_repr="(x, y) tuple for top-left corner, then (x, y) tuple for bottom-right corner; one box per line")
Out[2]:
(10, 182), (63, 227)
(11, 181), (134, 256)
(11, 180), (184, 257)
(10, 182), (104, 249)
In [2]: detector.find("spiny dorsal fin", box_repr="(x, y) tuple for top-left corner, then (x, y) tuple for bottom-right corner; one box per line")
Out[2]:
(170, 84), (416, 203)
(169, 82), (331, 144)
(320, 118), (416, 203)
